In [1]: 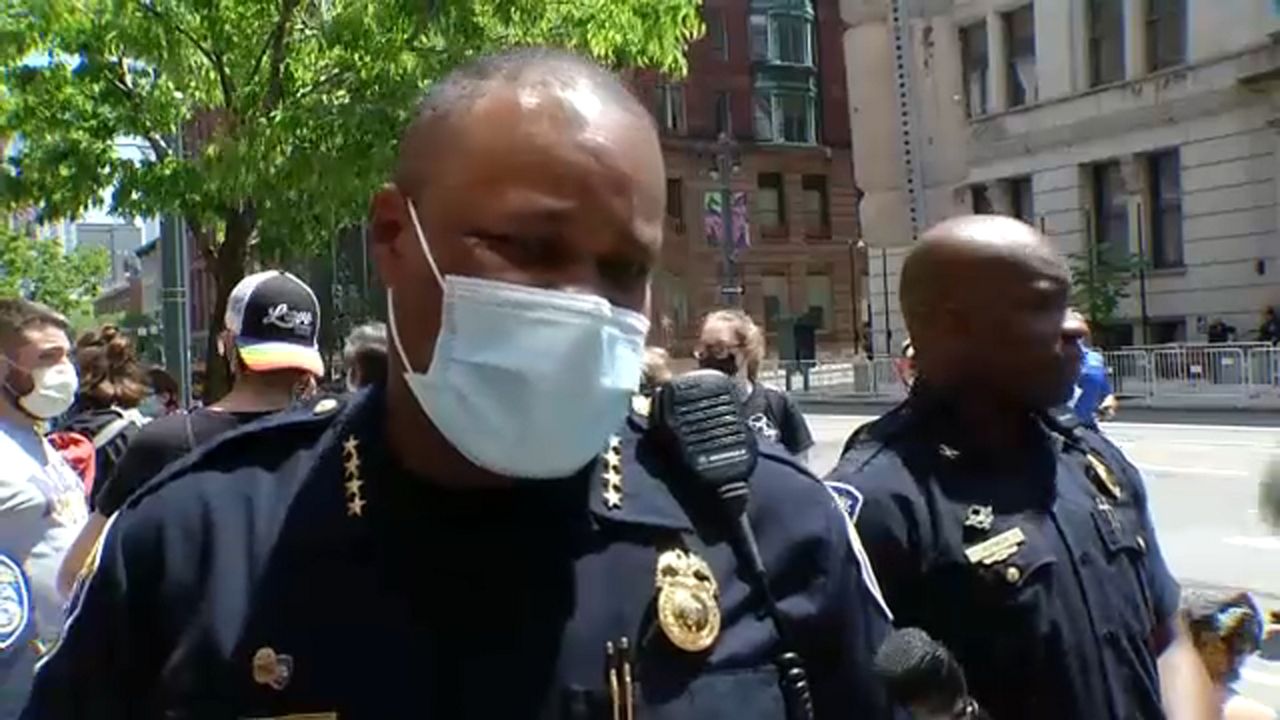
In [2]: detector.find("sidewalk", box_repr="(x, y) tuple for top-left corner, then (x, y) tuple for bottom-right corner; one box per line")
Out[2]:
(794, 391), (1280, 426)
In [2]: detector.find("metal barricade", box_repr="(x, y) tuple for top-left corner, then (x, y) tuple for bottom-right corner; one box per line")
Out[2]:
(1150, 346), (1250, 400)
(1247, 347), (1280, 398)
(1102, 350), (1153, 401)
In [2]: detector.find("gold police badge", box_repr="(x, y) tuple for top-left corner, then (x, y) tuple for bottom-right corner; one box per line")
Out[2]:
(655, 548), (720, 653)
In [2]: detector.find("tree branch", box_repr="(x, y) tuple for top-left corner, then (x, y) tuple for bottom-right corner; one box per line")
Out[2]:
(262, 0), (302, 114)
(138, 1), (236, 109)
(103, 56), (172, 160)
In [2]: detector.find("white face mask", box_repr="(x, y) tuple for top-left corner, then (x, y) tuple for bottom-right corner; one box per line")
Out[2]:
(388, 199), (650, 479)
(7, 359), (77, 420)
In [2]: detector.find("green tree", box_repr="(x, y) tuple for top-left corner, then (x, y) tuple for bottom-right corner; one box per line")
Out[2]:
(0, 225), (110, 317)
(1, 0), (701, 397)
(1068, 248), (1145, 332)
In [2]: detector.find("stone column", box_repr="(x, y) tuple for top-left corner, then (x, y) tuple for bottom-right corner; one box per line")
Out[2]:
(1124, 0), (1147, 80)
(988, 10), (1009, 113)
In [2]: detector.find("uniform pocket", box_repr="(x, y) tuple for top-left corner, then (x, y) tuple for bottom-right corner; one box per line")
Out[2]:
(642, 666), (785, 720)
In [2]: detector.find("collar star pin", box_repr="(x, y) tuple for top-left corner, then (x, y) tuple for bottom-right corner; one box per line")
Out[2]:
(342, 434), (366, 517)
(964, 505), (995, 532)
(601, 435), (624, 510)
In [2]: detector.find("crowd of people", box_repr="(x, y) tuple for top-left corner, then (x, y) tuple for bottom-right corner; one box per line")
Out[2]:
(0, 45), (1275, 720)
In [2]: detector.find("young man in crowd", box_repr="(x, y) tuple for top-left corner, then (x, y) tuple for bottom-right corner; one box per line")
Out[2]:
(0, 299), (88, 717)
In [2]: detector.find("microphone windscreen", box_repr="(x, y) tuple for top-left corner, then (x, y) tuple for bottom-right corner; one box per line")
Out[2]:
(874, 628), (966, 712)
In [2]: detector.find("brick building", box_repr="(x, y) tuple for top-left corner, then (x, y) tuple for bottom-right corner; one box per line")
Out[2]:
(631, 0), (867, 358)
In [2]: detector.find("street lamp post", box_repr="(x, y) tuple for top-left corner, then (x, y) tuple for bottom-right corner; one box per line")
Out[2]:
(710, 133), (741, 307)
(160, 123), (192, 408)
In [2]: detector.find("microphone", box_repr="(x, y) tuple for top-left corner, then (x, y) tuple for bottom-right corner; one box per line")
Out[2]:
(650, 369), (811, 720)
(874, 628), (989, 720)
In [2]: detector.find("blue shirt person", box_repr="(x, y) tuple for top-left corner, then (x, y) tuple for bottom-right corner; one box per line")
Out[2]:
(24, 48), (897, 719)
(1065, 311), (1115, 428)
(827, 216), (1216, 720)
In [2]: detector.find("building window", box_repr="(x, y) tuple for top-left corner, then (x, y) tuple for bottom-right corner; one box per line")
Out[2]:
(801, 175), (830, 236)
(1147, 150), (1183, 269)
(1146, 0), (1186, 71)
(805, 274), (833, 330)
(1004, 5), (1036, 107)
(1088, 0), (1125, 87)
(970, 185), (993, 214)
(1091, 161), (1129, 261)
(657, 84), (686, 135)
(757, 173), (786, 232)
(750, 15), (768, 61)
(773, 15), (813, 65)
(762, 274), (790, 331)
(749, 12), (816, 66)
(707, 8), (729, 60)
(960, 20), (989, 117)
(666, 178), (684, 224)
(714, 92), (732, 137)
(754, 92), (816, 144)
(1010, 177), (1035, 225)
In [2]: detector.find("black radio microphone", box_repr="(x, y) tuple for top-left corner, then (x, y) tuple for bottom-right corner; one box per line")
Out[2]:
(650, 369), (812, 720)
(874, 628), (989, 720)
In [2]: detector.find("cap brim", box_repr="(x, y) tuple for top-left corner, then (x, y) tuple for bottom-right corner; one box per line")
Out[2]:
(237, 339), (324, 377)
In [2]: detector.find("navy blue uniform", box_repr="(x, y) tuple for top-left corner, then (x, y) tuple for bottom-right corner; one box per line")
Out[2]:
(25, 385), (895, 719)
(827, 389), (1180, 720)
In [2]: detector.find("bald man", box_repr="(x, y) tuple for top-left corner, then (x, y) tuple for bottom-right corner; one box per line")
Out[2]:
(25, 48), (898, 719)
(826, 216), (1215, 720)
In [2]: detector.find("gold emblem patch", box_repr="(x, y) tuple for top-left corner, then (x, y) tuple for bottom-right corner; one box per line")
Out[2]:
(655, 549), (720, 653)
(1086, 454), (1122, 500)
(251, 647), (294, 691)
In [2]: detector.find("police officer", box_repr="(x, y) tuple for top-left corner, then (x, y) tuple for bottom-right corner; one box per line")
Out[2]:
(826, 215), (1215, 720)
(24, 48), (896, 719)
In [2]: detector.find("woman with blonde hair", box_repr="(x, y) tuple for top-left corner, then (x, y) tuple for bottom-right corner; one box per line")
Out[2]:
(694, 308), (813, 461)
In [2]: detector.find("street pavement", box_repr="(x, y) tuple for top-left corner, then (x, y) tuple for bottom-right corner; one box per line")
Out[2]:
(803, 411), (1280, 710)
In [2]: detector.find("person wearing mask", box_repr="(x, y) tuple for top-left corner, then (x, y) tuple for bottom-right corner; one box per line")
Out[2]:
(1065, 309), (1117, 429)
(141, 367), (181, 417)
(695, 309), (815, 463)
(828, 215), (1216, 720)
(0, 299), (88, 718)
(53, 270), (323, 598)
(1182, 590), (1277, 720)
(56, 327), (149, 508)
(26, 48), (897, 719)
(342, 322), (388, 391)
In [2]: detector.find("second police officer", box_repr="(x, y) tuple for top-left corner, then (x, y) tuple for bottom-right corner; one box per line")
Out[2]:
(24, 48), (898, 719)
(827, 215), (1216, 720)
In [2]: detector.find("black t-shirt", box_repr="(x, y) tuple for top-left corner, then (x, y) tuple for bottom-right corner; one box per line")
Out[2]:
(739, 383), (814, 455)
(96, 408), (271, 516)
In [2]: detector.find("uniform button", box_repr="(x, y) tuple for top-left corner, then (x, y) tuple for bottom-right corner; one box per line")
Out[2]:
(1079, 551), (1094, 566)
(1103, 630), (1118, 643)
(1004, 565), (1022, 584)
(1136, 536), (1147, 552)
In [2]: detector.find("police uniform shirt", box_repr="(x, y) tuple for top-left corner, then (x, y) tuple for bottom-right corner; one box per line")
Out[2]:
(827, 388), (1179, 720)
(25, 384), (897, 719)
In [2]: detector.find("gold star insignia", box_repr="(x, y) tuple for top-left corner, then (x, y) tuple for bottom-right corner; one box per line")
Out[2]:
(344, 455), (361, 477)
(346, 495), (366, 517)
(342, 436), (360, 458)
(601, 435), (624, 510)
(344, 477), (364, 497)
